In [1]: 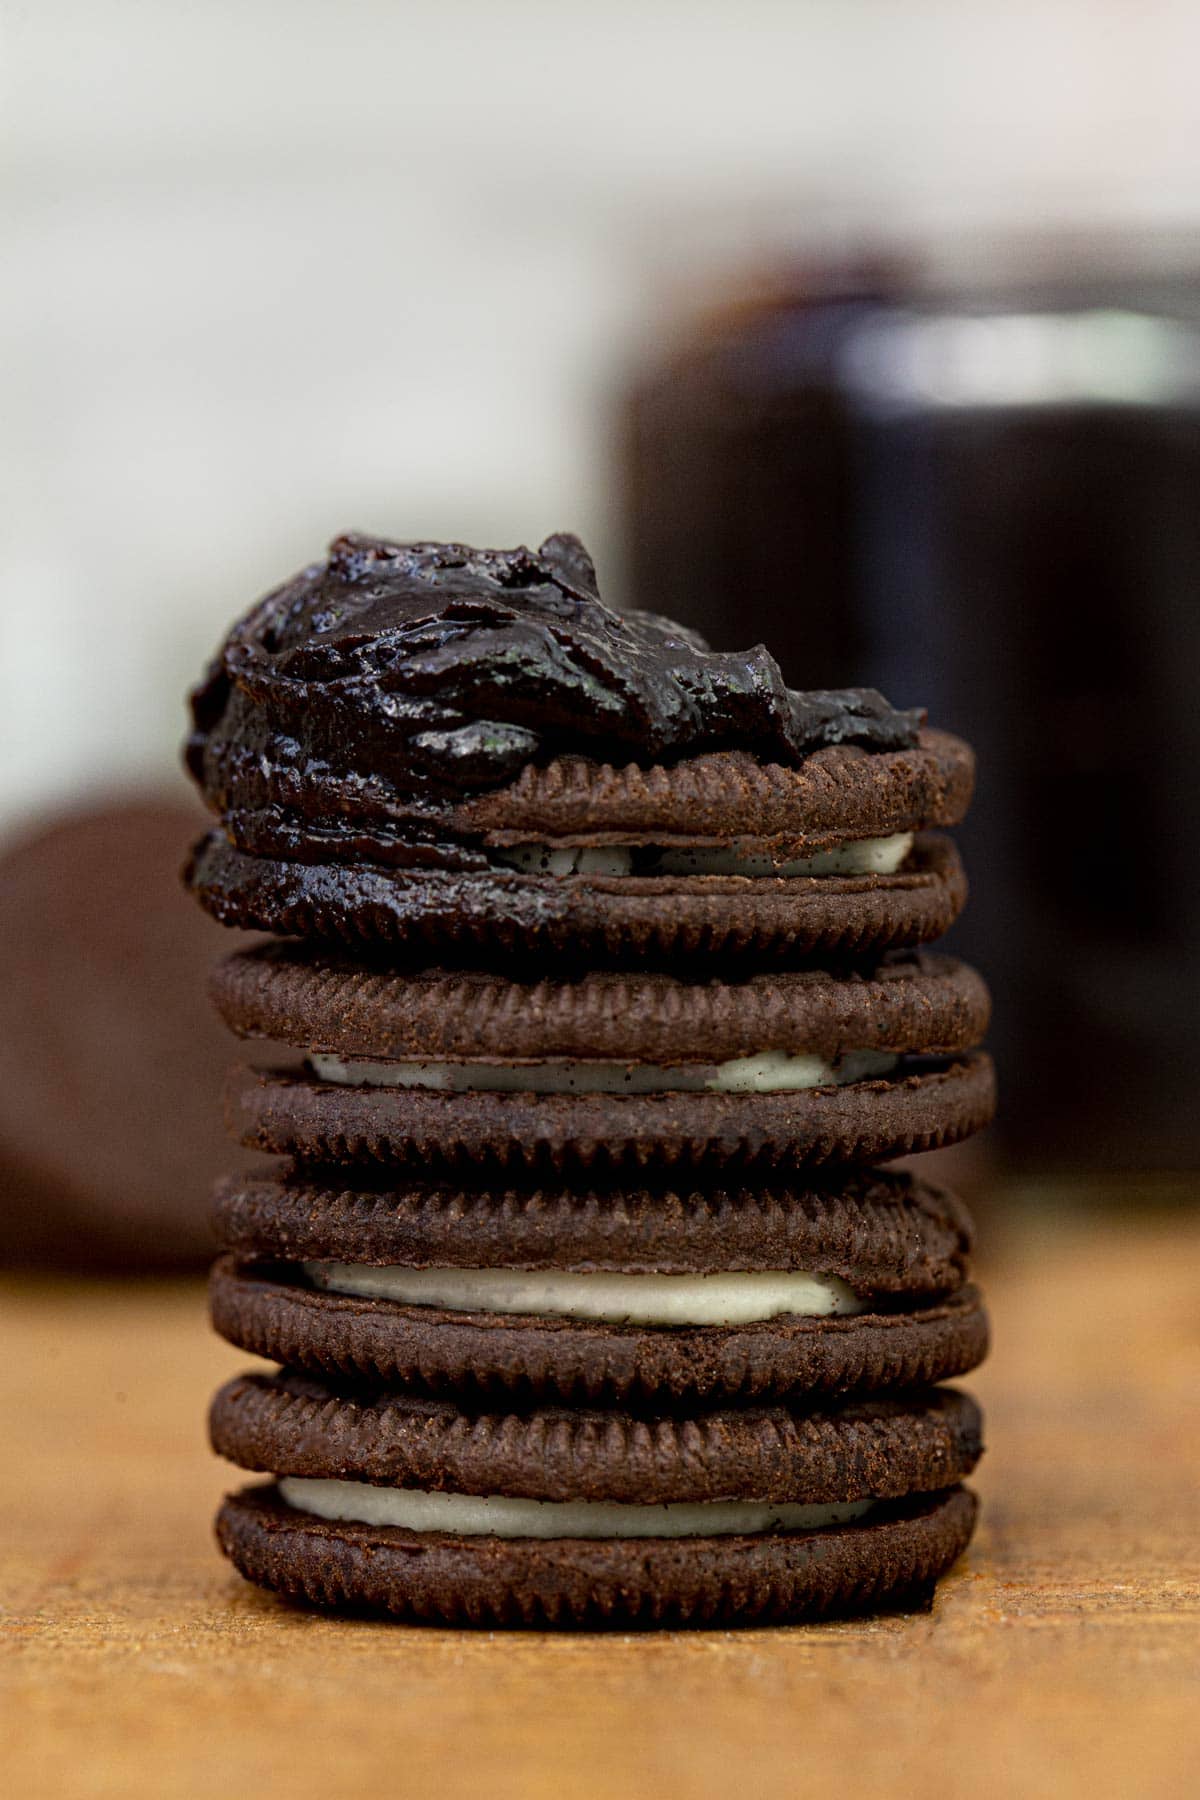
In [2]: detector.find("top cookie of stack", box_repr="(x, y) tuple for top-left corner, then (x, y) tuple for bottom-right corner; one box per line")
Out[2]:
(185, 531), (972, 961)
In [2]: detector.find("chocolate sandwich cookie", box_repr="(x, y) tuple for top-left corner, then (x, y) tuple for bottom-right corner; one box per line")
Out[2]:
(210, 1371), (982, 1626)
(185, 532), (973, 958)
(0, 795), (270, 1269)
(212, 942), (994, 1171)
(208, 1166), (988, 1399)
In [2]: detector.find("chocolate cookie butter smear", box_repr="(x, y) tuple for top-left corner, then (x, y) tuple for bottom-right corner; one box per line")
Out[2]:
(191, 528), (992, 1626)
(188, 532), (921, 803)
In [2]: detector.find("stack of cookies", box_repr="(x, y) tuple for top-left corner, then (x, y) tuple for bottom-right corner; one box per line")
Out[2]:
(186, 532), (993, 1628)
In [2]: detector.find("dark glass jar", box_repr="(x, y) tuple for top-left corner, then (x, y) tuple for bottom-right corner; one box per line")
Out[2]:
(619, 259), (1200, 1172)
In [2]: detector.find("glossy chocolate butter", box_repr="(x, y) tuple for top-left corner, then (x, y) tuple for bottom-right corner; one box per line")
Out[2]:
(187, 532), (922, 815)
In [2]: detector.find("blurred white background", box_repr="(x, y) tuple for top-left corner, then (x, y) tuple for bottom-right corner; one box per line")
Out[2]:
(3, 0), (1200, 830)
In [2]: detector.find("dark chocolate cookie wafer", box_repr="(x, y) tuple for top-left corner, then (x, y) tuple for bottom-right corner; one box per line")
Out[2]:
(211, 1163), (975, 1287)
(210, 1258), (986, 1401)
(187, 826), (967, 961)
(213, 1371), (982, 1504)
(227, 1054), (994, 1173)
(210, 1371), (982, 1626)
(220, 1483), (978, 1627)
(218, 1484), (977, 1627)
(211, 942), (990, 1063)
(185, 530), (973, 956)
(212, 944), (993, 1170)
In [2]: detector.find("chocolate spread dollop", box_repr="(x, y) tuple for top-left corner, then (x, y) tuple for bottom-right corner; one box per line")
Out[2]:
(188, 532), (921, 805)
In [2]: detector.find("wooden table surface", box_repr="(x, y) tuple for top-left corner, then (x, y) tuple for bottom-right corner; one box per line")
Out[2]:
(3, 1200), (1199, 1800)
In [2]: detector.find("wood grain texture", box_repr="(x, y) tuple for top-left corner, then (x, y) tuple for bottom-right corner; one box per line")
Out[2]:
(2, 1201), (1199, 1800)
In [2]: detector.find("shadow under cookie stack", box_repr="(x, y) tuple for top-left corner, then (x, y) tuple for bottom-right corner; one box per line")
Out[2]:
(186, 531), (994, 1628)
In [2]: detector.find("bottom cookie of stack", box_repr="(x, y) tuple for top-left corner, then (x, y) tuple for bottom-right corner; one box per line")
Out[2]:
(210, 1371), (982, 1628)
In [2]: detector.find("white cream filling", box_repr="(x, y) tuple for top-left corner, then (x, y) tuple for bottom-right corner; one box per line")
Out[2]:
(302, 1262), (865, 1324)
(307, 1048), (899, 1095)
(498, 845), (638, 877)
(653, 832), (913, 878)
(276, 1476), (873, 1540)
(494, 832), (913, 880)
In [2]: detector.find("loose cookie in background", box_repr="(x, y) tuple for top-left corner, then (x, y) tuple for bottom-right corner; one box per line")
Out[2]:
(0, 797), (270, 1269)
